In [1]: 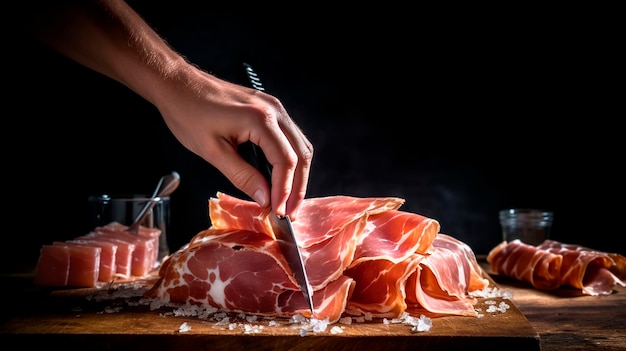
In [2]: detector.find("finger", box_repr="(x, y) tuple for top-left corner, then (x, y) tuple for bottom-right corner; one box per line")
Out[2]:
(254, 123), (297, 217)
(210, 138), (271, 209)
(277, 118), (313, 221)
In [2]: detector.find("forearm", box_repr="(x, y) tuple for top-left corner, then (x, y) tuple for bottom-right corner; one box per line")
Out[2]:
(26, 0), (188, 106)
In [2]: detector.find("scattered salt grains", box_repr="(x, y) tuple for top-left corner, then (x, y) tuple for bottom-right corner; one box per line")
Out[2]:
(292, 316), (332, 336)
(86, 282), (148, 303)
(484, 300), (510, 314)
(171, 303), (219, 320)
(383, 312), (432, 332)
(469, 286), (513, 300)
(76, 283), (513, 336)
(242, 324), (265, 334)
(311, 318), (330, 333)
(412, 315), (433, 332)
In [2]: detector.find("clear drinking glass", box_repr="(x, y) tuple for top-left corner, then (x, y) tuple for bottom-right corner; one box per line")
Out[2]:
(88, 194), (171, 261)
(499, 208), (553, 246)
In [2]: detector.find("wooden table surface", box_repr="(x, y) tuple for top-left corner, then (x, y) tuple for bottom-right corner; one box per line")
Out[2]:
(1, 261), (624, 351)
(481, 260), (626, 351)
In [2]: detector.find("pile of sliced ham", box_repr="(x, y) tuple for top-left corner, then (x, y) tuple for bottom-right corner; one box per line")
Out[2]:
(33, 222), (161, 288)
(487, 239), (626, 295)
(145, 192), (489, 323)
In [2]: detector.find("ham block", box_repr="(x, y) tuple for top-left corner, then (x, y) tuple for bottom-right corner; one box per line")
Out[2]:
(100, 222), (161, 267)
(76, 233), (135, 279)
(34, 245), (70, 287)
(65, 244), (101, 287)
(36, 243), (101, 288)
(65, 239), (118, 282)
(32, 221), (160, 287)
(91, 223), (156, 277)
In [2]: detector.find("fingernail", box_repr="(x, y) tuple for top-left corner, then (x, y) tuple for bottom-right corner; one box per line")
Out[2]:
(276, 203), (286, 217)
(253, 189), (268, 208)
(288, 208), (298, 222)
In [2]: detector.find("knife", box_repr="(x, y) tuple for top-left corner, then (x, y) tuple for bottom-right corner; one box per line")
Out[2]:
(242, 62), (315, 316)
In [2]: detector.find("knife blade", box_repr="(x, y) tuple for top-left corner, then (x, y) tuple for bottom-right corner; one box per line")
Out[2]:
(242, 62), (315, 316)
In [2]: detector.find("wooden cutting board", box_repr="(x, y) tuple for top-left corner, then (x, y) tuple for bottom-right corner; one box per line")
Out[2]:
(0, 272), (540, 351)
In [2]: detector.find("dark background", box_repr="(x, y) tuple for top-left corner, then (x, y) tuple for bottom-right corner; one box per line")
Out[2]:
(4, 4), (623, 273)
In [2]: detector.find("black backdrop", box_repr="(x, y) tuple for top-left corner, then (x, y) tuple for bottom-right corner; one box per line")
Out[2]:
(4, 4), (623, 273)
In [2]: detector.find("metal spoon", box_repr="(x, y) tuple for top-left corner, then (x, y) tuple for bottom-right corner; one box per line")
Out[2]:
(126, 171), (181, 234)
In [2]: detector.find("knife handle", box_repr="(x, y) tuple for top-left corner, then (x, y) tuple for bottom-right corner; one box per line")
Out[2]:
(241, 63), (273, 186)
(249, 141), (273, 185)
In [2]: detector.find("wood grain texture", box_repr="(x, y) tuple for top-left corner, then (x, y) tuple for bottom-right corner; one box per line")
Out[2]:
(0, 271), (539, 351)
(488, 271), (626, 351)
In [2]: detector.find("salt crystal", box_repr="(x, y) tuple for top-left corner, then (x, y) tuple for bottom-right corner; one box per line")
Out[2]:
(178, 322), (191, 333)
(311, 318), (329, 333)
(103, 306), (122, 313)
(330, 326), (344, 334)
(289, 314), (306, 324)
(215, 316), (230, 325)
(243, 324), (263, 334)
(149, 299), (167, 310)
(245, 315), (258, 323)
(411, 315), (432, 332)
(354, 316), (366, 323)
(338, 316), (352, 325)
(497, 301), (510, 313)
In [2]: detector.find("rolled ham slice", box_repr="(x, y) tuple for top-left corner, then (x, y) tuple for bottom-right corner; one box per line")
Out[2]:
(487, 239), (563, 290)
(487, 239), (625, 295)
(536, 240), (626, 295)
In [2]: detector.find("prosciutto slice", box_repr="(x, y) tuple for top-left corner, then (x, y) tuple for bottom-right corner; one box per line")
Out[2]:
(146, 192), (488, 323)
(148, 227), (355, 322)
(405, 234), (489, 317)
(487, 239), (626, 295)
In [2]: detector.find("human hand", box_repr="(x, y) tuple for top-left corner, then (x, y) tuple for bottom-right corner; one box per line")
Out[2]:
(155, 65), (313, 220)
(21, 0), (312, 219)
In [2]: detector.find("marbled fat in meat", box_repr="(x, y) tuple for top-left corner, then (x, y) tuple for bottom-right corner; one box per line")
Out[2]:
(146, 192), (489, 323)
